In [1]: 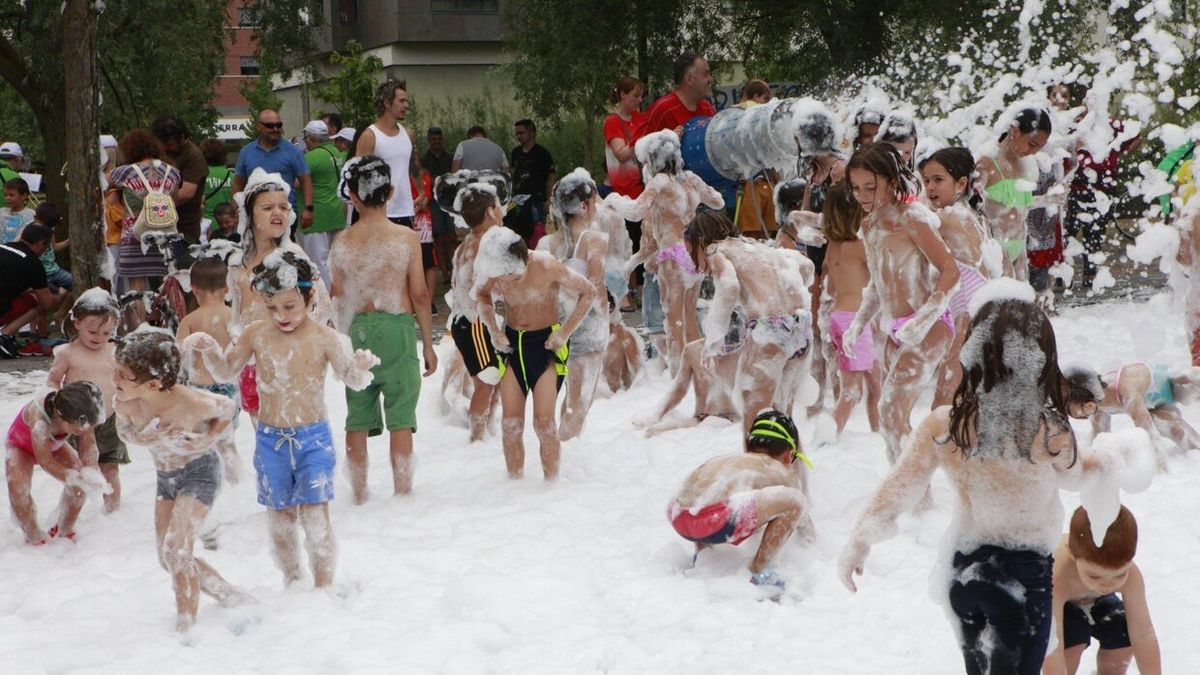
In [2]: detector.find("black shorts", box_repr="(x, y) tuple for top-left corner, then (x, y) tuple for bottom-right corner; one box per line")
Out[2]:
(388, 216), (414, 226)
(450, 315), (498, 378)
(421, 242), (436, 270)
(501, 324), (568, 396)
(1063, 594), (1131, 650)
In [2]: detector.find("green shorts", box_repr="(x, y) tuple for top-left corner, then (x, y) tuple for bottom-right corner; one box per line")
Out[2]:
(96, 413), (130, 465)
(345, 312), (421, 436)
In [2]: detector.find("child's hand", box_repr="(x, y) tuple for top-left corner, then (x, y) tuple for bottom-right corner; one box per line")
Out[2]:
(492, 331), (511, 352)
(352, 349), (381, 372)
(894, 319), (926, 346)
(838, 539), (870, 592)
(544, 332), (567, 352)
(841, 326), (861, 359)
(66, 466), (112, 497)
(183, 332), (219, 353)
(422, 344), (439, 377)
(787, 211), (827, 246)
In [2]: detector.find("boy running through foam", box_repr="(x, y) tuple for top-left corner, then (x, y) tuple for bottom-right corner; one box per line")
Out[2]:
(475, 226), (597, 480)
(329, 156), (437, 502)
(113, 328), (249, 632)
(186, 252), (378, 588)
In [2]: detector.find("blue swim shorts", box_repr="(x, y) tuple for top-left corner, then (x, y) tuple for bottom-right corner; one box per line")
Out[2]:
(253, 419), (336, 509)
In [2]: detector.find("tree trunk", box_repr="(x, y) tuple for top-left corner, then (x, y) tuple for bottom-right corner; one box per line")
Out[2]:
(62, 0), (103, 290)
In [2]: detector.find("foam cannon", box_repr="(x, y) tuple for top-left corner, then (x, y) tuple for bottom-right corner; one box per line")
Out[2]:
(679, 97), (840, 223)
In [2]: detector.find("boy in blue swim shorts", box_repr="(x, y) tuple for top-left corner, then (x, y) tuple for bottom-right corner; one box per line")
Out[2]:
(187, 252), (379, 588)
(329, 155), (438, 503)
(475, 226), (596, 480)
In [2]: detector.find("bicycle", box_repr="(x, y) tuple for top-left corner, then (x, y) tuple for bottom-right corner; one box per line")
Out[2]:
(117, 232), (190, 335)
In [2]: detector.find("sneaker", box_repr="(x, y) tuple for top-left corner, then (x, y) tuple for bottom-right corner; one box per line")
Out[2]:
(750, 568), (786, 590)
(0, 334), (19, 359)
(18, 341), (50, 357)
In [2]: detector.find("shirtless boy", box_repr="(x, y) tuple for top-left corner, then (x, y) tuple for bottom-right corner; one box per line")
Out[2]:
(47, 289), (129, 511)
(475, 226), (597, 480)
(1043, 505), (1161, 675)
(668, 410), (812, 590)
(445, 180), (506, 441)
(329, 155), (437, 501)
(113, 328), (249, 632)
(176, 257), (241, 483)
(187, 252), (378, 588)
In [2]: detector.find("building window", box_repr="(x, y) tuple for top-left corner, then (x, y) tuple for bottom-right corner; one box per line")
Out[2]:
(240, 57), (260, 76)
(430, 0), (499, 13)
(338, 0), (357, 23)
(237, 7), (260, 27)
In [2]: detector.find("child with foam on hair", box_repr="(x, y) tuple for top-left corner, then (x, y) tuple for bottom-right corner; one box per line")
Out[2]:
(1063, 361), (1200, 455)
(185, 252), (378, 588)
(1043, 505), (1161, 675)
(112, 328), (250, 633)
(819, 181), (880, 436)
(5, 381), (107, 544)
(46, 289), (129, 511)
(475, 225), (597, 480)
(329, 155), (437, 502)
(441, 173), (508, 442)
(839, 291), (1157, 675)
(176, 257), (242, 484)
(667, 410), (812, 592)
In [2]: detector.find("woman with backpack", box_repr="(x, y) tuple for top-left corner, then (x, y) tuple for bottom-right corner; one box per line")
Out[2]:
(110, 128), (181, 324)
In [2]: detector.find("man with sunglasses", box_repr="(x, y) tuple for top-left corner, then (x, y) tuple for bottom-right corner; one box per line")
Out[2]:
(232, 110), (314, 229)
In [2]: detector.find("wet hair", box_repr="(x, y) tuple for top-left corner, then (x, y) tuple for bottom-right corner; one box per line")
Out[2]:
(774, 177), (807, 224)
(119, 128), (162, 164)
(373, 79), (407, 116)
(875, 112), (917, 145)
(673, 51), (701, 86)
(1063, 365), (1105, 406)
(686, 209), (738, 272)
(243, 182), (290, 258)
(201, 139), (227, 166)
(467, 126), (487, 138)
(19, 222), (51, 245)
(115, 328), (181, 390)
(919, 147), (983, 211)
(504, 231), (529, 262)
(150, 115), (190, 142)
(742, 78), (770, 102)
(822, 181), (862, 242)
(35, 202), (61, 229)
(608, 75), (644, 105)
(515, 118), (536, 133)
(549, 168), (597, 234)
(44, 381), (103, 429)
(999, 106), (1053, 142)
(947, 299), (1076, 465)
(190, 257), (229, 293)
(846, 143), (918, 201)
(459, 186), (500, 228)
(746, 410), (798, 458)
(65, 288), (119, 338)
(214, 202), (237, 220)
(252, 250), (315, 304)
(340, 155), (392, 207)
(5, 177), (29, 195)
(1069, 505), (1138, 568)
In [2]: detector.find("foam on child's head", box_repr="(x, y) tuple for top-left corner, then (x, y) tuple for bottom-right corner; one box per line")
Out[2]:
(436, 169), (510, 229)
(791, 98), (841, 157)
(116, 326), (181, 389)
(252, 249), (315, 300)
(1069, 505), (1138, 567)
(69, 288), (118, 325)
(46, 381), (103, 429)
(634, 130), (682, 178)
(470, 226), (527, 299)
(235, 168), (294, 254)
(773, 177), (807, 224)
(551, 168), (597, 220)
(338, 155), (392, 207)
(1060, 361), (1104, 403)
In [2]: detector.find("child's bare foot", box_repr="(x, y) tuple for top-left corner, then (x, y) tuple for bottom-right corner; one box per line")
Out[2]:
(47, 524), (77, 542)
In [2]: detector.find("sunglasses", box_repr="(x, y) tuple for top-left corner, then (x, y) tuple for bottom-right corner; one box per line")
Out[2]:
(259, 122), (283, 129)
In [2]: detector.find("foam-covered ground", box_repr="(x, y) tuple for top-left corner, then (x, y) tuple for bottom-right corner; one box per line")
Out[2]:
(1, 295), (1196, 674)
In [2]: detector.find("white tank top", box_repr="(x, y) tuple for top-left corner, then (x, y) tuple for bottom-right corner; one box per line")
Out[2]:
(369, 123), (415, 218)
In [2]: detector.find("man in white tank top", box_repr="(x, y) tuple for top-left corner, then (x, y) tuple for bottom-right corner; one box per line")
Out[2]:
(356, 79), (416, 224)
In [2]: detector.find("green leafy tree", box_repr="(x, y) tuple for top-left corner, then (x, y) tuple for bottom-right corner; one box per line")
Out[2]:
(311, 40), (383, 129)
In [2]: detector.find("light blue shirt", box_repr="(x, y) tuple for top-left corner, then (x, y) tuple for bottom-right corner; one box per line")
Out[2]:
(234, 139), (309, 206)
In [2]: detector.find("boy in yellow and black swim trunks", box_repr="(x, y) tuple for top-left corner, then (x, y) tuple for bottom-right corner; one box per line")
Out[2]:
(475, 226), (596, 480)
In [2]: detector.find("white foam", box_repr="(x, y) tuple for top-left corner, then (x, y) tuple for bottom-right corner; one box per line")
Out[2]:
(967, 278), (1037, 318)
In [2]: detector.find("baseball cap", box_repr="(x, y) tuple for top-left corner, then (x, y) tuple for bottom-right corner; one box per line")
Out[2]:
(303, 120), (328, 138)
(100, 134), (118, 149)
(334, 127), (356, 142)
(0, 141), (23, 158)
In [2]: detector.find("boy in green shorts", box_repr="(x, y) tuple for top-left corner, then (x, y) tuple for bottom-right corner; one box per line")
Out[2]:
(329, 155), (437, 502)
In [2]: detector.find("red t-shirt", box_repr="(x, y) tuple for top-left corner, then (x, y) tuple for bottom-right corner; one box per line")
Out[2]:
(604, 112), (645, 197)
(1073, 119), (1139, 192)
(634, 92), (716, 142)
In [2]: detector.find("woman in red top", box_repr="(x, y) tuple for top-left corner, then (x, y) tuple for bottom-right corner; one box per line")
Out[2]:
(604, 76), (645, 311)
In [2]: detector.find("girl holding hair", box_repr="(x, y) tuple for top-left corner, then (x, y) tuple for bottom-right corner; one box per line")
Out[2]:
(918, 147), (1000, 408)
(840, 293), (1150, 675)
(842, 143), (960, 464)
(976, 105), (1057, 280)
(537, 168), (610, 440)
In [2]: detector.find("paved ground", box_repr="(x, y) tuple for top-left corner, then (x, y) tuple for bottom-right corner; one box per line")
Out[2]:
(0, 226), (1166, 376)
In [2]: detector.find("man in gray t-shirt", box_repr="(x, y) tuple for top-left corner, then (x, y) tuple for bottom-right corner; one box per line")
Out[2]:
(450, 126), (509, 172)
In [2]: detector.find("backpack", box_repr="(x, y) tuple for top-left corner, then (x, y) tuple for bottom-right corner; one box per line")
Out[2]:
(130, 161), (178, 241)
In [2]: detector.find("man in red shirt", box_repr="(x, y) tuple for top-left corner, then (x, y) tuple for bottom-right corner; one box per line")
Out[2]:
(635, 52), (716, 140)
